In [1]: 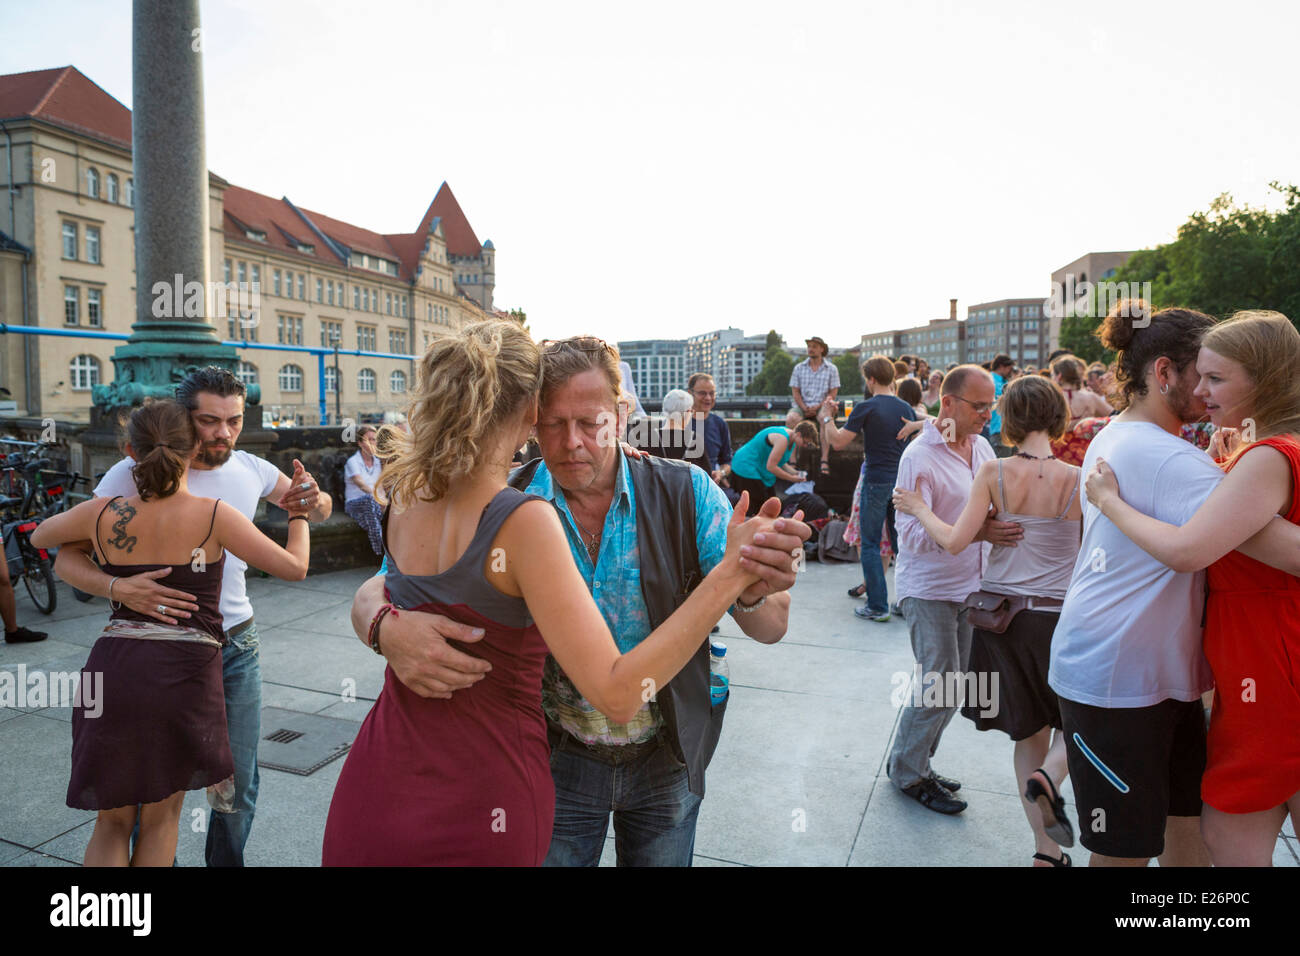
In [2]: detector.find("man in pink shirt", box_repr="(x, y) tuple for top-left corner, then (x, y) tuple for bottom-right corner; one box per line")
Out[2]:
(888, 366), (1023, 814)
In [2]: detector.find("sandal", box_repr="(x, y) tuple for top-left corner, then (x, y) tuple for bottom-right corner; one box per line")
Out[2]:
(1025, 768), (1075, 848)
(1032, 851), (1071, 867)
(847, 583), (867, 598)
(820, 462), (832, 475)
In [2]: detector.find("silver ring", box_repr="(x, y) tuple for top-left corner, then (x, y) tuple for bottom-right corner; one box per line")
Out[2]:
(299, 498), (307, 507)
(157, 604), (167, 615)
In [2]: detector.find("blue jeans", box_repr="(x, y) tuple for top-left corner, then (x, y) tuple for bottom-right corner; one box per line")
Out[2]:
(543, 729), (703, 867)
(205, 621), (262, 867)
(859, 481), (898, 616)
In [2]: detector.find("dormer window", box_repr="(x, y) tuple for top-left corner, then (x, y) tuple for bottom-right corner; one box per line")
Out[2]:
(245, 228), (267, 243)
(297, 242), (314, 254)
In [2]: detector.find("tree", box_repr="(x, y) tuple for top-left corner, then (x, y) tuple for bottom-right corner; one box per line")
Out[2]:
(833, 351), (864, 394)
(507, 308), (529, 334)
(765, 329), (783, 350)
(746, 346), (795, 396)
(1110, 184), (1300, 328)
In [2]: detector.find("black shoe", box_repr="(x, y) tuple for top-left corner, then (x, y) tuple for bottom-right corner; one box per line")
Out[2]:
(930, 771), (961, 793)
(710, 625), (720, 634)
(4, 625), (48, 643)
(901, 777), (967, 815)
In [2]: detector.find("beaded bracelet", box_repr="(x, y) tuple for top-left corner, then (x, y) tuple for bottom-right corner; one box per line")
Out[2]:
(367, 603), (397, 655)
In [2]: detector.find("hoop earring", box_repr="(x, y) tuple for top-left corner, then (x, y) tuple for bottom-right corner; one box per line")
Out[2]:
(1160, 383), (1169, 395)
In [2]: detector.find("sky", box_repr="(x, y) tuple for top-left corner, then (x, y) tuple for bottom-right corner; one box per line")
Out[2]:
(6, 0), (1300, 347)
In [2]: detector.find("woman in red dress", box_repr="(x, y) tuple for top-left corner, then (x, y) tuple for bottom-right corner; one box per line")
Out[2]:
(1085, 310), (1300, 865)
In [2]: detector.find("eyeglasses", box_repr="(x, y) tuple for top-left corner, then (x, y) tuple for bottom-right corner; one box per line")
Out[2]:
(541, 336), (610, 356)
(951, 395), (994, 414)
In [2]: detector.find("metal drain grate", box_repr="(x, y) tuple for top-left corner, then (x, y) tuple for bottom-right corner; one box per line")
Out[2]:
(256, 706), (362, 776)
(264, 728), (305, 744)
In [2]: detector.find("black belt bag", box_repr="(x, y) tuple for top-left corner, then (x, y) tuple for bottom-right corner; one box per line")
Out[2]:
(962, 591), (1063, 634)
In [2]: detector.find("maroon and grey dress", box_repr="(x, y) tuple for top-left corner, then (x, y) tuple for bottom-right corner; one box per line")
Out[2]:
(323, 487), (553, 865)
(66, 497), (233, 811)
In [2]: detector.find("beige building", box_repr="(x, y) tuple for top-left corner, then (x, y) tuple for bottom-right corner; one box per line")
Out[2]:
(0, 65), (498, 423)
(1047, 251), (1136, 352)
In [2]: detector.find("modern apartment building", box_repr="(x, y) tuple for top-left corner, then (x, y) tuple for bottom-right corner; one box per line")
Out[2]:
(684, 327), (744, 382)
(716, 334), (770, 397)
(616, 339), (686, 404)
(0, 65), (498, 422)
(965, 298), (1049, 368)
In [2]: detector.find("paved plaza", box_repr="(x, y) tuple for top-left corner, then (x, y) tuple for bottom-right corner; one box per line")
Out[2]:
(2, 560), (1296, 868)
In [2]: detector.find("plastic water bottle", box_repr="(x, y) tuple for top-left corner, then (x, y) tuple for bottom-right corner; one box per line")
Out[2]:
(709, 642), (729, 708)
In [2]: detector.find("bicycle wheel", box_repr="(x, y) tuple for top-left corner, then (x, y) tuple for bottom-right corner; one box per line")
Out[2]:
(20, 545), (57, 614)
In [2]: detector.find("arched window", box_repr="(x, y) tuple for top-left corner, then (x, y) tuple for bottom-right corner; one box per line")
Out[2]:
(124, 178), (134, 207)
(236, 361), (258, 386)
(86, 167), (99, 199)
(106, 173), (119, 204)
(279, 364), (303, 392)
(357, 368), (376, 393)
(70, 354), (101, 391)
(390, 369), (407, 393)
(324, 365), (338, 394)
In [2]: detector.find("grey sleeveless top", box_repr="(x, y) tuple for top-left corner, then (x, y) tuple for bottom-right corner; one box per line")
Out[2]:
(981, 459), (1081, 602)
(381, 486), (543, 629)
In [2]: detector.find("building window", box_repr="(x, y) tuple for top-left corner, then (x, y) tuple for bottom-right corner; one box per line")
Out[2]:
(385, 292), (392, 315)
(251, 264), (260, 290)
(273, 269), (281, 295)
(87, 288), (102, 327)
(357, 325), (376, 351)
(224, 258), (232, 283)
(353, 286), (361, 310)
(316, 278), (323, 302)
(86, 167), (99, 199)
(357, 368), (376, 393)
(327, 282), (335, 306)
(321, 319), (342, 348)
(62, 222), (78, 260)
(64, 286), (79, 325)
(279, 364), (303, 392)
(85, 226), (101, 264)
(124, 178), (134, 206)
(324, 365), (338, 393)
(390, 369), (407, 393)
(236, 361), (258, 386)
(297, 275), (305, 299)
(336, 281), (343, 305)
(70, 354), (100, 391)
(277, 314), (303, 346)
(388, 329), (407, 353)
(238, 261), (247, 284)
(427, 303), (432, 321)
(107, 174), (119, 204)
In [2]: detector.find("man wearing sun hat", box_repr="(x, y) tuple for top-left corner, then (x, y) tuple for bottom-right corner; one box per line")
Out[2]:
(789, 335), (840, 476)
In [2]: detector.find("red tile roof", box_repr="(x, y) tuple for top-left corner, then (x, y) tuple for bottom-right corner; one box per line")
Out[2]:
(0, 66), (132, 148)
(415, 182), (483, 258)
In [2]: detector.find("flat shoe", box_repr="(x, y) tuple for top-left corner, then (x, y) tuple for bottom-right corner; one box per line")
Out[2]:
(1032, 851), (1071, 867)
(847, 583), (866, 598)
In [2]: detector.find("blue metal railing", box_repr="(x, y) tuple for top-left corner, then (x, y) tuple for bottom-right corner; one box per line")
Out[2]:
(0, 324), (413, 421)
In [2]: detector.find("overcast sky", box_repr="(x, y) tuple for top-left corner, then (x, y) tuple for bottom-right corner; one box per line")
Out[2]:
(7, 0), (1300, 347)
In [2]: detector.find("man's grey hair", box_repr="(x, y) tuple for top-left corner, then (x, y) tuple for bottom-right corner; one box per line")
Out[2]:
(662, 389), (694, 417)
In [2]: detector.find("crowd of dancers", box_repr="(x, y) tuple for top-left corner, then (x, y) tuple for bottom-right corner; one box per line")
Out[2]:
(27, 300), (1300, 867)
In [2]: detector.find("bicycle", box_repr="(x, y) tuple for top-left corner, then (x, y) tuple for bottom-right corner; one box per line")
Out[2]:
(2, 517), (56, 615)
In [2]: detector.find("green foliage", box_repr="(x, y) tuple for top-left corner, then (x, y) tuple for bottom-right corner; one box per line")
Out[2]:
(833, 351), (864, 394)
(746, 346), (796, 396)
(765, 329), (783, 350)
(1111, 184), (1300, 328)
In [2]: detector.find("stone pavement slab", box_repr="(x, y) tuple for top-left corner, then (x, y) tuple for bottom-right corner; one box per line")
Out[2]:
(2, 566), (1295, 867)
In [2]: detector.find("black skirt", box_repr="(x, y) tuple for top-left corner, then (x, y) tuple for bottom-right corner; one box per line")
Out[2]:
(961, 609), (1064, 741)
(66, 634), (233, 811)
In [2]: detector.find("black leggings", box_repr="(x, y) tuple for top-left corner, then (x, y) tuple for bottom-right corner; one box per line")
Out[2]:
(729, 473), (777, 516)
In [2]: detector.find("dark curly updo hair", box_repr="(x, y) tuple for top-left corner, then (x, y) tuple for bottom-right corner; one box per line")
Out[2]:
(1096, 299), (1217, 410)
(126, 399), (198, 501)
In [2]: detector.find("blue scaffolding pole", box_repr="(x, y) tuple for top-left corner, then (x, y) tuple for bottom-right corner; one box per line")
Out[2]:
(0, 324), (413, 422)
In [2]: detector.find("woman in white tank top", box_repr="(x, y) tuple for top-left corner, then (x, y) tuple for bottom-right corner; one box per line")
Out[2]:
(894, 375), (1083, 866)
